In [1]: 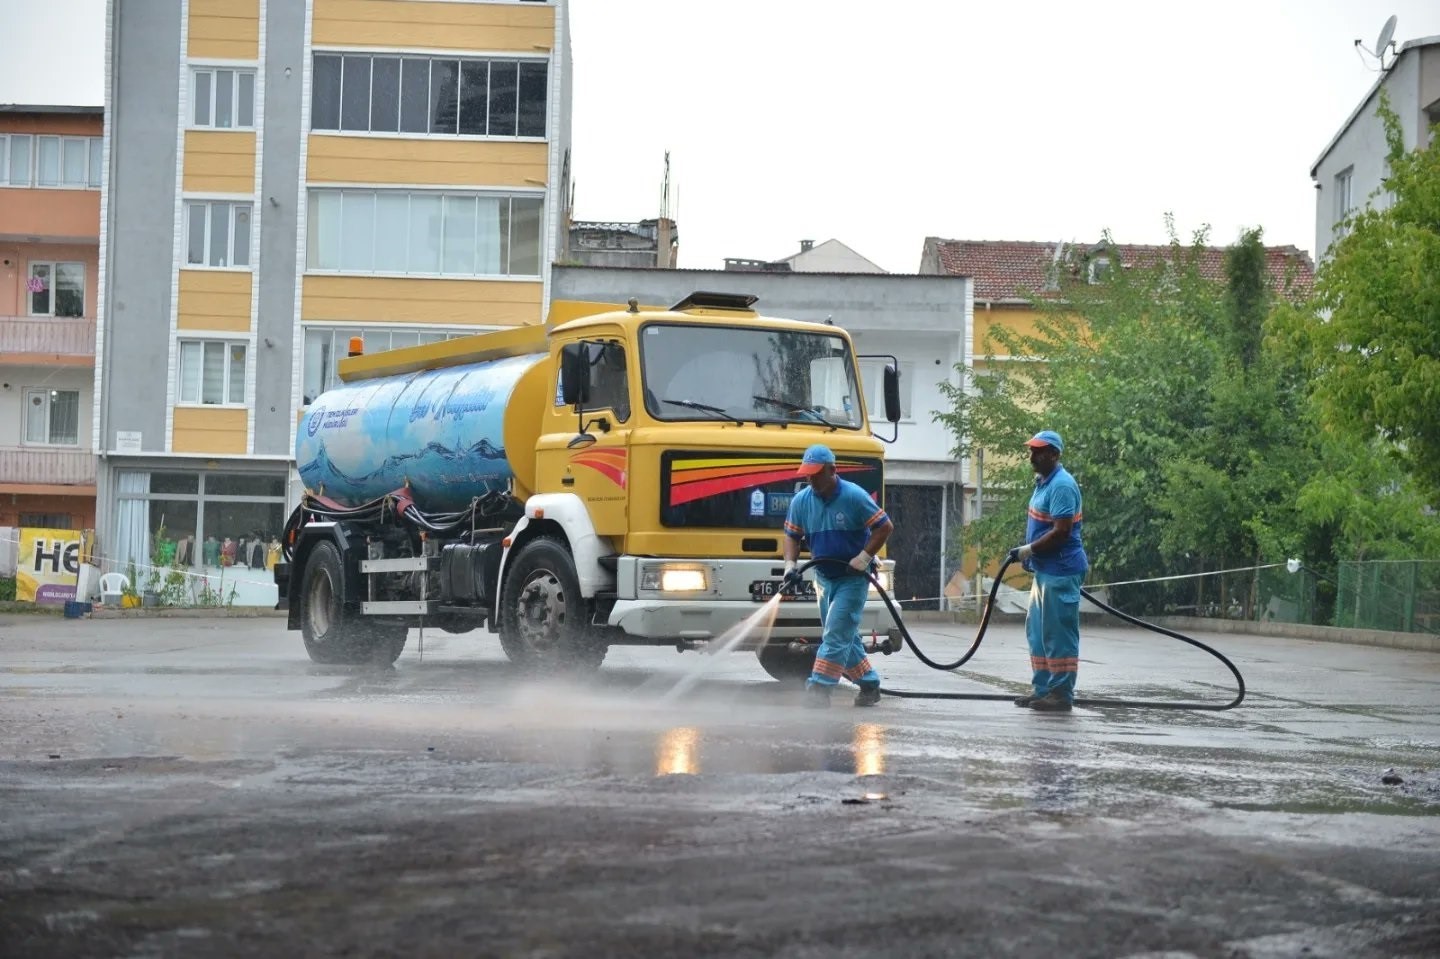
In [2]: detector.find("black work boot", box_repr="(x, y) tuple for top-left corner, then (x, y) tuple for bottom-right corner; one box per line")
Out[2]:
(854, 683), (881, 707)
(803, 684), (833, 709)
(1014, 692), (1041, 707)
(1029, 691), (1073, 712)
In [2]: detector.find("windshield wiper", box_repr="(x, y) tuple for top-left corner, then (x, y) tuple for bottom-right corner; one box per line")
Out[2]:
(752, 395), (842, 430)
(660, 398), (742, 425)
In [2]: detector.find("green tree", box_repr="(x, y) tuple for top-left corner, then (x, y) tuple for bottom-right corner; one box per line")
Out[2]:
(938, 224), (1323, 614)
(1279, 92), (1440, 502)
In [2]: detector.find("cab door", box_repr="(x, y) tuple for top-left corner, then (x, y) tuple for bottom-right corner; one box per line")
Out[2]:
(537, 338), (632, 538)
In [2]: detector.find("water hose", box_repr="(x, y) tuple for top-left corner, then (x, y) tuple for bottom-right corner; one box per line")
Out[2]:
(788, 556), (1245, 711)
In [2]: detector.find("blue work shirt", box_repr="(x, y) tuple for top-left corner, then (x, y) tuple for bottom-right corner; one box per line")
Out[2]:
(784, 478), (889, 579)
(1025, 464), (1088, 577)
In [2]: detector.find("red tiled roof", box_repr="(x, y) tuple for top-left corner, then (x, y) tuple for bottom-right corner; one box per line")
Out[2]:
(929, 238), (1315, 302)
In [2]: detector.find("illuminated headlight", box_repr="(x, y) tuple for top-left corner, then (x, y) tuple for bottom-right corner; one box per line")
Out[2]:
(869, 567), (895, 595)
(640, 564), (709, 592)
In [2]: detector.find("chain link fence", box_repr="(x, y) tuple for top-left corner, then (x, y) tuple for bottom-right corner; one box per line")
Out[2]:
(1099, 559), (1437, 636)
(1334, 560), (1440, 636)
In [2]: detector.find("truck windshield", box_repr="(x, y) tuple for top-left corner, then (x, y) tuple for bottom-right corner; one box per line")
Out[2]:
(639, 322), (864, 429)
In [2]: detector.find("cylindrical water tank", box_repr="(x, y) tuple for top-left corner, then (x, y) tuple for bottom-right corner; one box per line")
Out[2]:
(295, 352), (547, 511)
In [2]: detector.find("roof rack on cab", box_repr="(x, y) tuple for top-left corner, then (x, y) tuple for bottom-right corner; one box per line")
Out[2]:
(669, 291), (759, 312)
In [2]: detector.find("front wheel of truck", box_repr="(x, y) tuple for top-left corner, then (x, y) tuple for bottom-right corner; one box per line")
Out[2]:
(300, 541), (408, 666)
(498, 536), (608, 673)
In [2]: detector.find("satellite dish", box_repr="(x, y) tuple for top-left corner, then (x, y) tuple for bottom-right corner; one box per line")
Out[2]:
(1374, 14), (1397, 58)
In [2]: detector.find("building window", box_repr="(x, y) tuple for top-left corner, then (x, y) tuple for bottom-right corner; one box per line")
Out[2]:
(28, 262), (86, 317)
(192, 68), (257, 129)
(306, 189), (543, 277)
(178, 340), (247, 405)
(1334, 167), (1353, 227)
(184, 200), (252, 268)
(33, 135), (102, 188)
(1, 134), (99, 188)
(302, 325), (470, 403)
(311, 53), (548, 137)
(0, 134), (31, 185)
(1087, 255), (1111, 284)
(23, 388), (81, 446)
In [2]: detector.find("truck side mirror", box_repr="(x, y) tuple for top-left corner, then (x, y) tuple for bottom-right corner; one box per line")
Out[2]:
(882, 365), (901, 423)
(560, 343), (590, 406)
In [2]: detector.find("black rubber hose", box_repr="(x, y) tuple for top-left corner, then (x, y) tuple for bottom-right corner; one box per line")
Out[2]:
(790, 555), (1245, 711)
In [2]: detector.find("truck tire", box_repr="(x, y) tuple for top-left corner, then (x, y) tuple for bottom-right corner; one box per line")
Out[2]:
(756, 641), (817, 684)
(499, 536), (607, 673)
(300, 541), (408, 666)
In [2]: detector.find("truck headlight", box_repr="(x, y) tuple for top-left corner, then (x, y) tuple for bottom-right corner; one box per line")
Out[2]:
(869, 568), (894, 596)
(640, 564), (709, 592)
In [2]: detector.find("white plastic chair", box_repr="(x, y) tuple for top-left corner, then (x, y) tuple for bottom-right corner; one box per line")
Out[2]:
(100, 572), (129, 606)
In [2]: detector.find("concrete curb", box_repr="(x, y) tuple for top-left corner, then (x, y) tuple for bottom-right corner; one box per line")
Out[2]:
(1152, 616), (1440, 654)
(88, 606), (287, 619)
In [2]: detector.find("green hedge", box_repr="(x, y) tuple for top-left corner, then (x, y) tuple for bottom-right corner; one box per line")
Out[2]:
(0, 577), (15, 602)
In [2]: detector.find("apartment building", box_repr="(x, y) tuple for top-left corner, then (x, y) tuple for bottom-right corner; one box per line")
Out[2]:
(98, 0), (572, 595)
(1311, 34), (1440, 261)
(0, 105), (103, 532)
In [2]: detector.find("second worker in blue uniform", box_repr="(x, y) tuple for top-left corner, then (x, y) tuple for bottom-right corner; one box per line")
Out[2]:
(782, 444), (894, 708)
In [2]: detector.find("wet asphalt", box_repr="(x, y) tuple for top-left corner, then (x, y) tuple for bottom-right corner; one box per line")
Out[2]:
(1, 611), (1438, 958)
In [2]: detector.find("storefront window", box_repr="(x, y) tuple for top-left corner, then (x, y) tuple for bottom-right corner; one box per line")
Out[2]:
(113, 470), (289, 602)
(151, 472), (200, 494)
(146, 499), (198, 572)
(207, 474), (286, 497)
(204, 501), (286, 569)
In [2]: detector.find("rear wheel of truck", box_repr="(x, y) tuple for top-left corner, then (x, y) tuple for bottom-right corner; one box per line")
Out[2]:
(499, 536), (607, 673)
(756, 641), (818, 684)
(300, 541), (408, 666)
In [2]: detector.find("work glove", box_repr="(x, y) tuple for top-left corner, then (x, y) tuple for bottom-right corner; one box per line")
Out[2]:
(849, 550), (872, 572)
(1008, 543), (1033, 563)
(782, 561), (803, 588)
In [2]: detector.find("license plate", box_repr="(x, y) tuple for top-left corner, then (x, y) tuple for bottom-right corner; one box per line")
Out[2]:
(750, 578), (816, 602)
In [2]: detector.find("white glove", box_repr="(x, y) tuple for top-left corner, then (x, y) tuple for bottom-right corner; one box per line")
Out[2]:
(1012, 543), (1033, 562)
(782, 560), (802, 588)
(849, 550), (872, 572)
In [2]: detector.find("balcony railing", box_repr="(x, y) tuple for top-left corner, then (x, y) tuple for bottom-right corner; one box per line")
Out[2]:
(0, 446), (98, 487)
(0, 317), (97, 360)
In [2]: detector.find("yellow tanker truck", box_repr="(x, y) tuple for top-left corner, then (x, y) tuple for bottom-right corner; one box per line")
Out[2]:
(276, 292), (901, 680)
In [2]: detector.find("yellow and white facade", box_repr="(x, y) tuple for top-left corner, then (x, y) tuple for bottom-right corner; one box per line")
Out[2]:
(98, 0), (571, 594)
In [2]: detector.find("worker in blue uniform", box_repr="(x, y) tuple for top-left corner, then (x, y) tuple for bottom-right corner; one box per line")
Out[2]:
(1010, 430), (1089, 713)
(782, 444), (894, 708)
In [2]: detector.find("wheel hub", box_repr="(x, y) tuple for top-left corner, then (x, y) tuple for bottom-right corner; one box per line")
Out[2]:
(516, 573), (565, 650)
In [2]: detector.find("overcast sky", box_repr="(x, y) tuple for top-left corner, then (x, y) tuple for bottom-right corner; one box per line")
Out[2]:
(2, 0), (1435, 271)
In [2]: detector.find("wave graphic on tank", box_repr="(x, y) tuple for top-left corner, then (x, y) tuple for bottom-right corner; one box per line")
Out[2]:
(296, 352), (544, 511)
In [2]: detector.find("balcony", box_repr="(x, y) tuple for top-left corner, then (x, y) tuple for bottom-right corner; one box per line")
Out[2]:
(0, 317), (97, 365)
(0, 446), (98, 490)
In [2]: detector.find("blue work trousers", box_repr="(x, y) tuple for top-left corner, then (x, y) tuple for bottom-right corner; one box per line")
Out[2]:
(1026, 571), (1084, 701)
(807, 572), (879, 689)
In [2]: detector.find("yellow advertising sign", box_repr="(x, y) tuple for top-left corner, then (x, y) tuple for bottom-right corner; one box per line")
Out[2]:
(17, 527), (82, 604)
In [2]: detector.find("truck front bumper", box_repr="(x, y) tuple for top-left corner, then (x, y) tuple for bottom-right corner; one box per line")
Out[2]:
(605, 555), (896, 644)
